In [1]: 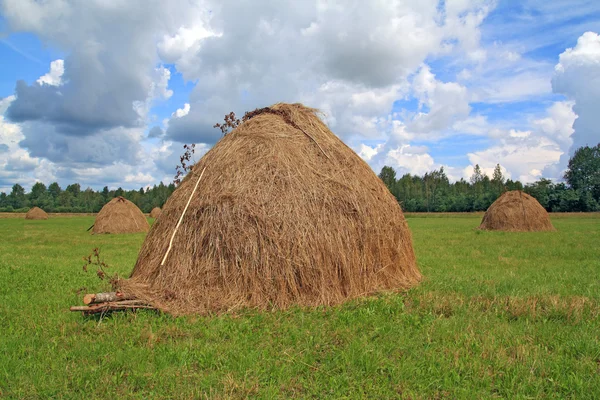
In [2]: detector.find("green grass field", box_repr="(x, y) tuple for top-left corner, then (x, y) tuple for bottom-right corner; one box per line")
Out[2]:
(1, 214), (599, 399)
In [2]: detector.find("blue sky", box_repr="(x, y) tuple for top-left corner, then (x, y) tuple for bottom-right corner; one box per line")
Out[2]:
(1, 0), (599, 192)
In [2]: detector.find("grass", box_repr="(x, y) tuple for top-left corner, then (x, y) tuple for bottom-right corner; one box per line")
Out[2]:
(0, 214), (599, 399)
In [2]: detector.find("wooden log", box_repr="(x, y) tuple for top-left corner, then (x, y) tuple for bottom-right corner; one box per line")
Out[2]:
(83, 291), (135, 305)
(70, 301), (155, 314)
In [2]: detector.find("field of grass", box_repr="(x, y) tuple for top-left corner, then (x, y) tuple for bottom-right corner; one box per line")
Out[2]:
(1, 214), (599, 399)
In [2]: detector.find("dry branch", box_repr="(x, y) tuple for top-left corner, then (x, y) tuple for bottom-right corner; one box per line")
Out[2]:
(70, 299), (156, 314)
(83, 291), (135, 305)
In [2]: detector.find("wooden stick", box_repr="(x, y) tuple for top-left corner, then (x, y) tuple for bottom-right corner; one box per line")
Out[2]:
(70, 303), (155, 314)
(83, 291), (135, 305)
(71, 299), (155, 313)
(161, 166), (206, 266)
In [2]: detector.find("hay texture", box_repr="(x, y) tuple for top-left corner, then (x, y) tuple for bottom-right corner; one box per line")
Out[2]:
(118, 103), (420, 315)
(93, 197), (150, 234)
(25, 207), (48, 220)
(150, 207), (162, 218)
(479, 190), (555, 232)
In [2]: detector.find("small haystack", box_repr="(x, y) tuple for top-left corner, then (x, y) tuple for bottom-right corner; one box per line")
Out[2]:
(118, 103), (421, 315)
(25, 207), (48, 220)
(479, 190), (555, 232)
(93, 197), (150, 234)
(150, 207), (162, 218)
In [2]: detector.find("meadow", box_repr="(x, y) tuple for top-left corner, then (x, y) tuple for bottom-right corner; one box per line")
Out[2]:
(0, 213), (599, 399)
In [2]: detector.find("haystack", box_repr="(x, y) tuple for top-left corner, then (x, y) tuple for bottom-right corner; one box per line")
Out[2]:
(150, 207), (162, 218)
(93, 197), (149, 234)
(25, 207), (48, 220)
(479, 190), (555, 232)
(118, 103), (421, 315)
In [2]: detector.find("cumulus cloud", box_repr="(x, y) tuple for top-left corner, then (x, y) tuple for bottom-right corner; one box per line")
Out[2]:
(468, 101), (576, 182)
(4, 152), (39, 171)
(408, 65), (471, 134)
(0, 0), (205, 137)
(18, 122), (143, 166)
(147, 126), (164, 139)
(552, 31), (600, 154)
(36, 59), (64, 86)
(1, 0), (498, 190)
(124, 172), (155, 185)
(172, 103), (190, 118)
(0, 96), (43, 191)
(162, 0), (493, 144)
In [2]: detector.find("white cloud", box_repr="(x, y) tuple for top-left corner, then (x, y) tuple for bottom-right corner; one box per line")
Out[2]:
(0, 95), (44, 191)
(467, 137), (561, 183)
(36, 59), (64, 86)
(552, 31), (600, 153)
(408, 65), (471, 134)
(0, 0), (500, 190)
(157, 23), (217, 65)
(124, 172), (155, 184)
(467, 101), (576, 183)
(172, 103), (190, 118)
(360, 143), (437, 177)
(161, 0), (493, 144)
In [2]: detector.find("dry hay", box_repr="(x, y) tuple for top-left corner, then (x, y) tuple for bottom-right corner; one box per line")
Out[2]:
(25, 207), (48, 220)
(93, 196), (150, 234)
(150, 207), (162, 218)
(479, 190), (555, 232)
(118, 103), (421, 315)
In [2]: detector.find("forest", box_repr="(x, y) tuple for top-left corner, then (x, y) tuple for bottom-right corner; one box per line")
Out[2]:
(0, 144), (598, 213)
(379, 143), (600, 212)
(0, 182), (176, 213)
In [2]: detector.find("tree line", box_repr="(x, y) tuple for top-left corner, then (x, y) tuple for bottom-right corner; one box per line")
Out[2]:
(378, 144), (600, 212)
(0, 144), (597, 214)
(0, 182), (176, 213)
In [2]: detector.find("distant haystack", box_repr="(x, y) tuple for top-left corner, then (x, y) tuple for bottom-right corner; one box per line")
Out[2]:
(118, 103), (421, 315)
(150, 207), (162, 218)
(93, 197), (149, 234)
(479, 190), (555, 232)
(25, 207), (48, 220)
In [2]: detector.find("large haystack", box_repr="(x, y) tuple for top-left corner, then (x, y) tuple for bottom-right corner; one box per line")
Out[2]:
(150, 207), (162, 218)
(479, 190), (555, 232)
(119, 103), (421, 315)
(25, 207), (48, 220)
(93, 197), (150, 234)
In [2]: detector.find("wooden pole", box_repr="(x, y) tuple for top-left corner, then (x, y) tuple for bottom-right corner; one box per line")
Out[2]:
(161, 166), (206, 266)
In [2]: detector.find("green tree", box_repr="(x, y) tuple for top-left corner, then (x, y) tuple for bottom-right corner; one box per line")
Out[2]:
(58, 190), (75, 208)
(378, 166), (397, 189)
(470, 164), (484, 185)
(29, 182), (54, 210)
(0, 192), (9, 210)
(9, 184), (26, 209)
(525, 178), (553, 210)
(491, 164), (505, 195)
(48, 182), (62, 199)
(29, 182), (47, 206)
(423, 167), (449, 212)
(564, 144), (600, 202)
(101, 186), (110, 202)
(66, 183), (81, 196)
